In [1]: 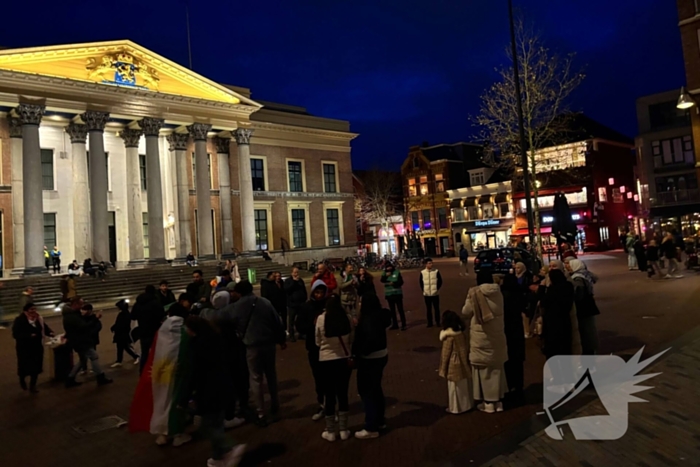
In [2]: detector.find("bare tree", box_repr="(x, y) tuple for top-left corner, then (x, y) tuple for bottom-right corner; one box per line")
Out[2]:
(473, 18), (584, 254)
(356, 169), (402, 230)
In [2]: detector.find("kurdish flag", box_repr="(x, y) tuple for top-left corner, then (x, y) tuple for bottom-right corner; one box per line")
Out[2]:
(129, 316), (192, 435)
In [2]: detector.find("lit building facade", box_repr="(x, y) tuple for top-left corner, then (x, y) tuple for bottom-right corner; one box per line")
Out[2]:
(0, 41), (357, 273)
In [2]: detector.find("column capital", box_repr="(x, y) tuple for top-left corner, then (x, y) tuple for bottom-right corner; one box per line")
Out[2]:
(233, 128), (254, 146)
(140, 117), (165, 137)
(8, 117), (22, 138)
(66, 123), (89, 144)
(167, 133), (189, 151)
(120, 128), (143, 148)
(81, 111), (110, 131)
(187, 122), (212, 141)
(214, 136), (231, 154)
(16, 103), (45, 126)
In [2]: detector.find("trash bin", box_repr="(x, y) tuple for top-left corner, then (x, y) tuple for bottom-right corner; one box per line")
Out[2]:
(46, 342), (73, 381)
(247, 268), (257, 284)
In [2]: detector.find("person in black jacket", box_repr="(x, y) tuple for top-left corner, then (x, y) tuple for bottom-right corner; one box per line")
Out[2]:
(181, 315), (245, 466)
(283, 267), (307, 342)
(540, 269), (574, 359)
(352, 293), (392, 439)
(646, 239), (662, 278)
(499, 274), (526, 402)
(110, 299), (139, 367)
(296, 279), (328, 421)
(262, 271), (287, 332)
(63, 298), (112, 387)
(157, 280), (176, 308)
(13, 303), (54, 392)
(131, 285), (165, 373)
(357, 267), (376, 297)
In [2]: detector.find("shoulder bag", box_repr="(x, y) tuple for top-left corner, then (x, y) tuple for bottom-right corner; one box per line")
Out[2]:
(338, 336), (356, 369)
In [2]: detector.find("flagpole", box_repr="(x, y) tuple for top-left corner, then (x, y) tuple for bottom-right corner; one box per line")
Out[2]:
(186, 3), (193, 70)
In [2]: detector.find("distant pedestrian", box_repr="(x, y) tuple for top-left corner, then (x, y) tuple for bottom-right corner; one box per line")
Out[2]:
(661, 233), (682, 278)
(186, 252), (197, 267)
(13, 303), (55, 392)
(339, 263), (359, 319)
(283, 267), (307, 342)
(110, 299), (140, 368)
(68, 259), (82, 276)
(420, 258), (443, 328)
(461, 271), (508, 414)
(514, 262), (535, 338)
(626, 234), (637, 270)
(43, 246), (50, 271)
(51, 246), (62, 273)
(356, 267), (376, 297)
(352, 293), (392, 438)
(296, 280), (328, 421)
(499, 273), (526, 403)
(60, 275), (77, 303)
(439, 310), (473, 414)
(459, 245), (469, 276)
(633, 237), (647, 273)
(315, 295), (354, 442)
(646, 240), (662, 278)
(380, 264), (406, 331)
(560, 243), (576, 260)
(187, 269), (213, 310)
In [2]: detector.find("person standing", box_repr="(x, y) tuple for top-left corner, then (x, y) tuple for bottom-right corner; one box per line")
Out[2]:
(283, 267), (307, 342)
(646, 239), (662, 278)
(43, 246), (50, 272)
(19, 286), (34, 314)
(356, 267), (376, 297)
(157, 280), (176, 308)
(380, 264), (406, 331)
(540, 269), (574, 360)
(315, 295), (354, 442)
(625, 233), (637, 270)
(662, 233), (683, 278)
(60, 275), (78, 303)
(513, 262), (535, 338)
(352, 294), (392, 438)
(499, 274), (526, 403)
(312, 263), (338, 294)
(296, 280), (328, 421)
(110, 299), (140, 367)
(461, 271), (508, 414)
(568, 259), (600, 355)
(13, 303), (55, 392)
(231, 281), (286, 424)
(131, 285), (166, 373)
(419, 258), (443, 328)
(63, 298), (113, 387)
(186, 269), (213, 310)
(51, 246), (62, 273)
(439, 310), (473, 414)
(459, 245), (469, 276)
(633, 236), (647, 273)
(262, 271), (287, 332)
(339, 263), (359, 319)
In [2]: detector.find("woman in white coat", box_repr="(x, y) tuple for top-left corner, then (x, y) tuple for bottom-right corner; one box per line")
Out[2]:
(462, 270), (509, 413)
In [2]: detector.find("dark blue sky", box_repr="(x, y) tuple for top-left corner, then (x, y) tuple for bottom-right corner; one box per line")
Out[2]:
(2, 0), (684, 169)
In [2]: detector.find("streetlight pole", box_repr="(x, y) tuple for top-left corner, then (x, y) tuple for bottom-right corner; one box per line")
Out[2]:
(508, 0), (536, 254)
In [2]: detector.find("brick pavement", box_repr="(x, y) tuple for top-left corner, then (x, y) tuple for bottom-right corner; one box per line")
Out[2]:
(0, 253), (698, 467)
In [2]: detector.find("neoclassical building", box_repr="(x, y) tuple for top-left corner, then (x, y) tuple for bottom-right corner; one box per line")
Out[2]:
(0, 40), (357, 274)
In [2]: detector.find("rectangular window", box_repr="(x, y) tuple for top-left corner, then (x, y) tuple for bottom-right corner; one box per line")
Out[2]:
(408, 178), (417, 196)
(192, 153), (212, 190)
(498, 202), (510, 217)
(467, 206), (479, 220)
(437, 207), (448, 229)
(411, 211), (420, 230)
(251, 158), (265, 191)
(598, 187), (608, 203)
(326, 209), (341, 245)
(142, 213), (149, 259)
(323, 163), (337, 193)
(420, 183), (429, 195)
(422, 209), (432, 229)
(43, 213), (56, 249)
(291, 209), (307, 248)
(41, 149), (54, 190)
(139, 154), (147, 190)
(470, 172), (484, 186)
(288, 161), (303, 192)
(254, 209), (268, 251)
(654, 137), (694, 167)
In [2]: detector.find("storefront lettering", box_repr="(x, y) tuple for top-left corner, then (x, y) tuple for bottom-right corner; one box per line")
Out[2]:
(474, 219), (501, 227)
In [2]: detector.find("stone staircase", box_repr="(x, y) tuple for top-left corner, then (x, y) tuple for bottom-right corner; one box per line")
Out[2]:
(0, 257), (299, 317)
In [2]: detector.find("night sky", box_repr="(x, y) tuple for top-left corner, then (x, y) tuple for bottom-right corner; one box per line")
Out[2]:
(2, 0), (684, 170)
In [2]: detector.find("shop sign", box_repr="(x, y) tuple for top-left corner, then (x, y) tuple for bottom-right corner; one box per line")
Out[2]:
(461, 218), (514, 230)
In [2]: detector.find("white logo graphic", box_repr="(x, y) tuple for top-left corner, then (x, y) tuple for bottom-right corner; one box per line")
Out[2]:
(540, 347), (669, 440)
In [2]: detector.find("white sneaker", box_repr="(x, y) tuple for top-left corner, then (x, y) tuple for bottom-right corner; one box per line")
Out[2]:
(478, 402), (496, 413)
(321, 431), (336, 442)
(223, 444), (246, 467)
(110, 362), (122, 368)
(172, 433), (192, 447)
(0, 325), (7, 330)
(664, 274), (672, 279)
(496, 402), (504, 412)
(155, 434), (168, 446)
(224, 417), (246, 429)
(355, 429), (379, 439)
(674, 274), (684, 278)
(311, 407), (325, 421)
(133, 358), (140, 365)
(339, 430), (351, 441)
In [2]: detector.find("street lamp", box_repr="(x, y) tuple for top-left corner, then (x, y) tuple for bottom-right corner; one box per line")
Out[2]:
(677, 86), (695, 110)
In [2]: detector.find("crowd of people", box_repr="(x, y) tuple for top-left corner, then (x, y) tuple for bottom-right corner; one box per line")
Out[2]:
(625, 230), (686, 279)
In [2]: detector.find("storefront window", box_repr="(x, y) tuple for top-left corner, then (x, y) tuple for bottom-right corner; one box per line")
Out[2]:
(411, 211), (420, 231)
(438, 207), (448, 229)
(519, 189), (587, 211)
(422, 209), (432, 229)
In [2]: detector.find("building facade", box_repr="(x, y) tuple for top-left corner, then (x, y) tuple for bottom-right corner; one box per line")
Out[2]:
(0, 41), (357, 273)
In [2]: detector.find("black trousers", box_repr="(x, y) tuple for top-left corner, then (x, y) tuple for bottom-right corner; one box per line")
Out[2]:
(52, 257), (61, 273)
(424, 296), (440, 326)
(116, 342), (139, 363)
(504, 359), (524, 392)
(225, 346), (252, 420)
(307, 348), (324, 406)
(320, 358), (352, 416)
(387, 295), (406, 329)
(357, 356), (387, 432)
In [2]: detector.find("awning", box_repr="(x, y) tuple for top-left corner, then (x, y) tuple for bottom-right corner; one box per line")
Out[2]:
(494, 192), (508, 203)
(513, 227), (553, 235)
(449, 199), (462, 209)
(463, 197), (477, 207)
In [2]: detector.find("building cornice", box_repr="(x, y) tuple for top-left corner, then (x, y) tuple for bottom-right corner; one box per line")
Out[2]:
(231, 190), (353, 199)
(446, 181), (512, 198)
(248, 121), (358, 142)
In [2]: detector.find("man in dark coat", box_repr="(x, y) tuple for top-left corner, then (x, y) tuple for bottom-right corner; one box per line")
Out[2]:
(63, 298), (112, 387)
(13, 303), (54, 392)
(186, 269), (213, 310)
(283, 267), (307, 342)
(131, 285), (165, 373)
(499, 274), (526, 405)
(110, 299), (139, 367)
(157, 280), (176, 308)
(262, 271), (287, 332)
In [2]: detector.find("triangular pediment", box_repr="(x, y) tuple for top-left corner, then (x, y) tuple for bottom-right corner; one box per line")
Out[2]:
(0, 40), (260, 107)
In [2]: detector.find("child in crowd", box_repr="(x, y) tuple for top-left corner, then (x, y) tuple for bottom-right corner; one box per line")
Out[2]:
(439, 310), (473, 414)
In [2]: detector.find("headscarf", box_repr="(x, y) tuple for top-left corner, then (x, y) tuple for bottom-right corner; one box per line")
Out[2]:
(568, 259), (596, 294)
(514, 262), (527, 279)
(211, 291), (230, 310)
(468, 286), (494, 325)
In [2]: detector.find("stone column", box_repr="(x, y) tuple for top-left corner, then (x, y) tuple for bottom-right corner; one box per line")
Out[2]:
(215, 136), (234, 257)
(67, 123), (91, 263)
(167, 133), (191, 259)
(82, 111), (110, 263)
(16, 103), (46, 274)
(140, 118), (166, 263)
(8, 117), (24, 272)
(121, 128), (145, 263)
(234, 128), (256, 253)
(188, 123), (215, 259)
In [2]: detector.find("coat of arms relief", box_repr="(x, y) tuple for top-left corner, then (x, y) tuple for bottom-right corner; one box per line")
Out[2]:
(86, 52), (159, 89)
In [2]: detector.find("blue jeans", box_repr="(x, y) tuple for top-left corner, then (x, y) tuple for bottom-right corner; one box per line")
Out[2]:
(357, 356), (388, 431)
(199, 411), (233, 460)
(69, 348), (104, 377)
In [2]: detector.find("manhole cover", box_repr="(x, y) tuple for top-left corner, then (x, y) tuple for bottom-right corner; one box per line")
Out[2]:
(72, 415), (127, 436)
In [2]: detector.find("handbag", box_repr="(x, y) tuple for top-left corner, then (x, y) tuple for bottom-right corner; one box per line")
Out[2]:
(338, 336), (356, 369)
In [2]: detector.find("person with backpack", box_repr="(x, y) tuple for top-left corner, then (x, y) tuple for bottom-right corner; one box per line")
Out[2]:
(380, 264), (406, 331)
(110, 299), (139, 368)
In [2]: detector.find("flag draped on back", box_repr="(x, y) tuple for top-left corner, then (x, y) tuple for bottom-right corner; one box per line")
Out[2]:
(129, 316), (191, 435)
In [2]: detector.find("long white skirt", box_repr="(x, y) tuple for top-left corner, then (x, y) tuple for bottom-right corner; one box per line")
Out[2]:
(447, 378), (474, 414)
(473, 365), (508, 402)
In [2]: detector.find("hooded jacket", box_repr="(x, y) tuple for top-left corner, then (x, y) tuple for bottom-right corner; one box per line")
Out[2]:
(296, 280), (327, 351)
(130, 292), (165, 343)
(461, 283), (508, 367)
